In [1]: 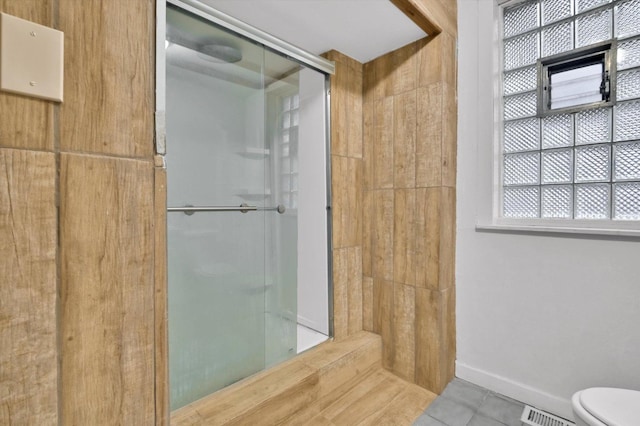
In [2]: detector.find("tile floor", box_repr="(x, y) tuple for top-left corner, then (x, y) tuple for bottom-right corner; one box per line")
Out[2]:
(414, 378), (528, 426)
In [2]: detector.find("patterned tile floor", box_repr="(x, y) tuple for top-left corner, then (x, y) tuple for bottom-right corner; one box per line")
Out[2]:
(414, 378), (528, 426)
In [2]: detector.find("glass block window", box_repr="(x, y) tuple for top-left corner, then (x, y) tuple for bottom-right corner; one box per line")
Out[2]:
(501, 0), (640, 221)
(279, 94), (299, 210)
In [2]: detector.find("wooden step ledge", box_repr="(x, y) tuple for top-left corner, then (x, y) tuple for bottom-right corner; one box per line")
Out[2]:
(171, 331), (382, 425)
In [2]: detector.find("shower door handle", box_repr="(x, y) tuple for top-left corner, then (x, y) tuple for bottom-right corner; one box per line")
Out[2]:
(167, 203), (286, 215)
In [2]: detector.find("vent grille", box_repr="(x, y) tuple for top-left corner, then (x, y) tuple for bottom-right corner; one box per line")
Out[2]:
(521, 405), (575, 426)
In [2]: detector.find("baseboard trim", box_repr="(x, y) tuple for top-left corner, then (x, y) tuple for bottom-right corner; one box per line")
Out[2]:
(455, 361), (574, 421)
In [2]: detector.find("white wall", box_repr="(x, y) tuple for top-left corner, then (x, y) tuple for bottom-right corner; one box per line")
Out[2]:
(297, 68), (329, 335)
(456, 0), (640, 419)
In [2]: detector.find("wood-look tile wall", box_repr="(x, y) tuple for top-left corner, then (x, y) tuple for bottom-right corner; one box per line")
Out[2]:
(361, 8), (458, 393)
(325, 51), (365, 341)
(328, 1), (457, 393)
(0, 1), (157, 424)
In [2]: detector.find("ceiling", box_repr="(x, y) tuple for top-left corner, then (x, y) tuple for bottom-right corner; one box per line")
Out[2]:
(200, 0), (427, 64)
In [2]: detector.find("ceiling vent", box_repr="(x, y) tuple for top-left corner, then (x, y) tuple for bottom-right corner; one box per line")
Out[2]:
(521, 405), (575, 426)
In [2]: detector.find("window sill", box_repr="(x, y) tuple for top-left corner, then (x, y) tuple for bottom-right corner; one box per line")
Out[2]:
(476, 222), (640, 238)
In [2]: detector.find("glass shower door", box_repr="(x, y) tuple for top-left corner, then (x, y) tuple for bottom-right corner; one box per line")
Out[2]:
(165, 5), (297, 410)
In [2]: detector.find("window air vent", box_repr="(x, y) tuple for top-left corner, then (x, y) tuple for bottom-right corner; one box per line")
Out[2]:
(521, 405), (575, 426)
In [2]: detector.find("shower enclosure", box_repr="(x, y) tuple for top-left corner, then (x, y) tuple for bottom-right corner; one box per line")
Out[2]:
(163, 1), (333, 411)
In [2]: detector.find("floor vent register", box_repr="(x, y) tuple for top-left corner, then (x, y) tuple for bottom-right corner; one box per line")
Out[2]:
(521, 405), (575, 426)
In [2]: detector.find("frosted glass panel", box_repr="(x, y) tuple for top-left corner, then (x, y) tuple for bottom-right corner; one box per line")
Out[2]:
(614, 141), (640, 180)
(542, 0), (572, 24)
(615, 0), (640, 39)
(166, 17), (268, 407)
(615, 100), (640, 141)
(542, 148), (573, 183)
(504, 2), (539, 37)
(576, 0), (611, 13)
(504, 118), (540, 152)
(576, 107), (611, 145)
(504, 152), (540, 185)
(614, 182), (640, 219)
(617, 38), (640, 70)
(542, 21), (573, 57)
(504, 33), (539, 70)
(543, 114), (573, 148)
(617, 69), (640, 101)
(575, 145), (611, 182)
(576, 8), (612, 48)
(504, 186), (540, 218)
(575, 183), (611, 218)
(166, 5), (328, 412)
(504, 92), (537, 120)
(542, 185), (573, 218)
(504, 66), (537, 95)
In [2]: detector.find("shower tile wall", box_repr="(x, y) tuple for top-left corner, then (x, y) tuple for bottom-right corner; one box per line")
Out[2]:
(0, 0), (157, 424)
(326, 4), (457, 393)
(362, 30), (457, 394)
(325, 51), (365, 341)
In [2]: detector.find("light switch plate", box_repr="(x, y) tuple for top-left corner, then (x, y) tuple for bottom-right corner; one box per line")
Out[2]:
(0, 12), (63, 102)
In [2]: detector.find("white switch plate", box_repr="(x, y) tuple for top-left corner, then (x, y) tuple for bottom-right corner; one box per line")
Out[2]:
(0, 12), (63, 102)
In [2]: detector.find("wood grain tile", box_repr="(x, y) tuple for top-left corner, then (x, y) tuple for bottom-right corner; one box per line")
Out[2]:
(154, 162), (169, 425)
(195, 361), (318, 425)
(59, 0), (154, 158)
(302, 331), (381, 401)
(363, 277), (374, 332)
(332, 247), (349, 340)
(0, 149), (57, 425)
(394, 189), (417, 286)
(362, 102), (374, 190)
(333, 246), (363, 339)
(442, 83), (458, 188)
(392, 283), (416, 382)
(0, 0), (55, 151)
(416, 84), (443, 188)
(329, 57), (348, 157)
(332, 156), (346, 249)
(389, 42), (418, 97)
(372, 190), (394, 281)
(372, 279), (394, 369)
(347, 247), (363, 335)
(348, 66), (364, 159)
(394, 91), (417, 188)
(331, 157), (362, 249)
(439, 187), (456, 291)
(390, 0), (443, 36)
(371, 54), (392, 101)
(415, 287), (455, 394)
(441, 32), (457, 88)
(373, 97), (394, 189)
(363, 62), (377, 105)
(60, 154), (155, 425)
(318, 369), (388, 421)
(0, 0), (52, 25)
(362, 190), (373, 278)
(330, 374), (406, 425)
(391, 0), (457, 37)
(0, 95), (55, 151)
(174, 332), (382, 426)
(358, 383), (437, 425)
(415, 188), (441, 290)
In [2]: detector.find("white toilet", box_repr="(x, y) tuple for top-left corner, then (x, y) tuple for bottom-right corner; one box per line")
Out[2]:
(572, 387), (640, 426)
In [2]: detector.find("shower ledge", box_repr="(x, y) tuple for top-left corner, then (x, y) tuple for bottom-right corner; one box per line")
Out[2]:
(170, 331), (437, 425)
(170, 331), (381, 424)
